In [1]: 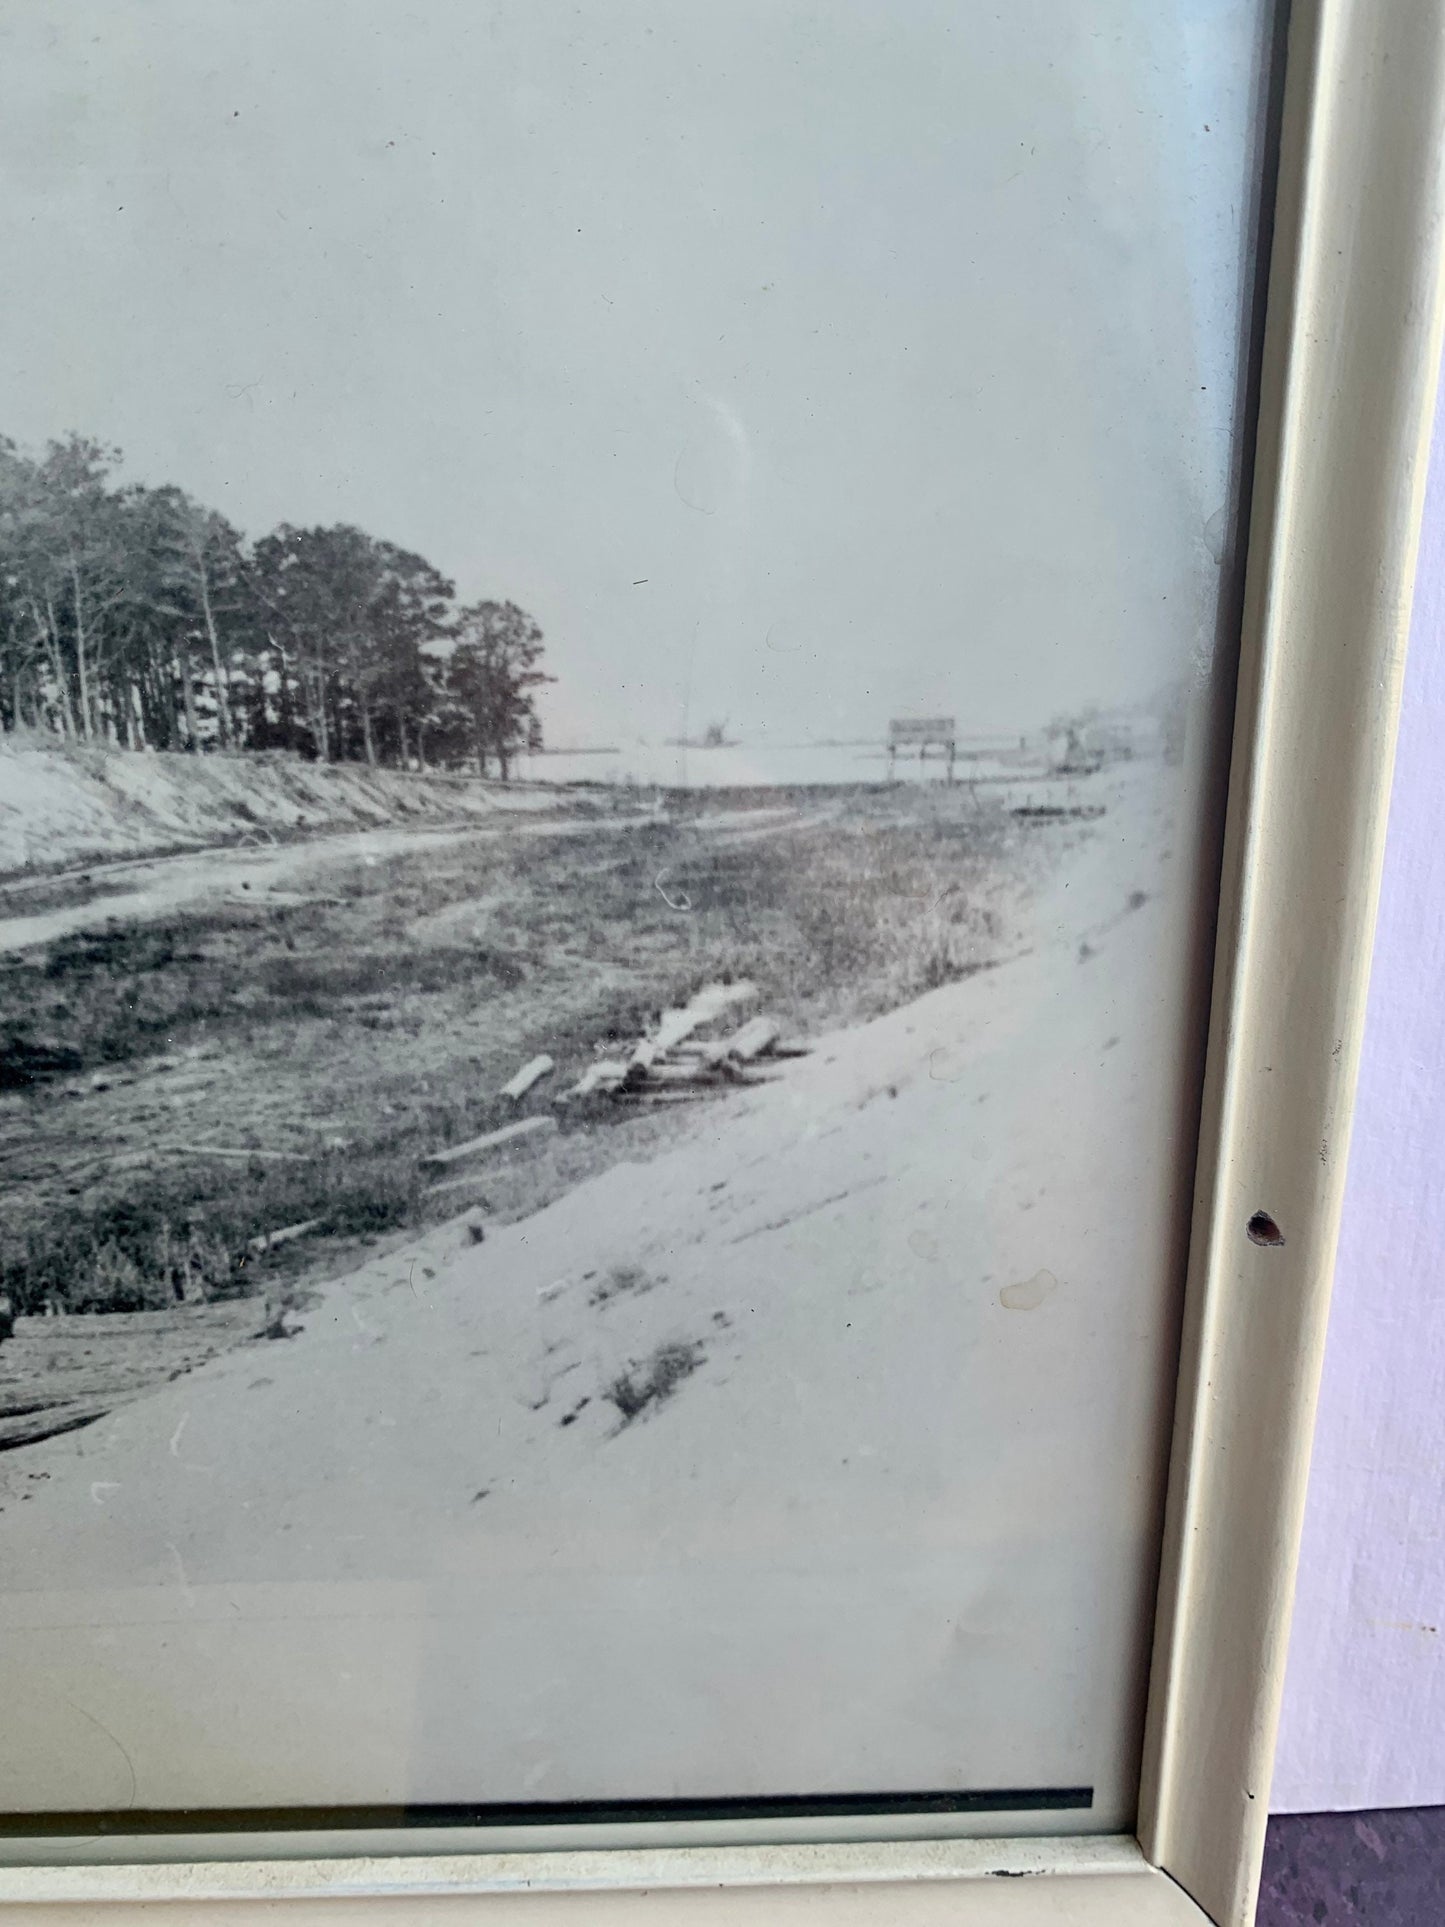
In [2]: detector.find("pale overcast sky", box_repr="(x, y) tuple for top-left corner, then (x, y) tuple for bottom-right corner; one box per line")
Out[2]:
(0, 0), (1271, 745)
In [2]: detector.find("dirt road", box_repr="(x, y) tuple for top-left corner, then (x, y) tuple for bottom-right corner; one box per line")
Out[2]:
(0, 762), (1196, 1836)
(0, 801), (847, 956)
(0, 813), (620, 956)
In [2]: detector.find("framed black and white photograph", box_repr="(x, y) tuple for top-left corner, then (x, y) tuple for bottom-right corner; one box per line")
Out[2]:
(0, 2), (1441, 1922)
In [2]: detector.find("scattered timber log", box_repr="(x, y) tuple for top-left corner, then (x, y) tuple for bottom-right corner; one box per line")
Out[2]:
(555, 987), (799, 1111)
(427, 1169), (496, 1198)
(248, 1218), (323, 1255)
(650, 980), (758, 1056)
(162, 1145), (309, 1163)
(705, 1015), (781, 1065)
(615, 1087), (715, 1106)
(500, 1054), (555, 1101)
(566, 1060), (629, 1099)
(671, 1036), (809, 1061)
(633, 1060), (730, 1085)
(627, 1037), (661, 1075)
(713, 1059), (780, 1086)
(421, 1113), (558, 1169)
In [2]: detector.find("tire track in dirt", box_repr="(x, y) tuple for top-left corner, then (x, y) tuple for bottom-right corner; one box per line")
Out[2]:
(0, 811), (668, 955)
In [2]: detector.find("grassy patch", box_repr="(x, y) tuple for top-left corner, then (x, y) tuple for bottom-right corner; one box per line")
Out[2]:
(1, 788), (1076, 1316)
(588, 1263), (659, 1308)
(604, 1339), (706, 1426)
(2, 1150), (422, 1317)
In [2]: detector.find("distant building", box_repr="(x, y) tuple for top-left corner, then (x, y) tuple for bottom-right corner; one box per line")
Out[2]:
(1049, 709), (1164, 772)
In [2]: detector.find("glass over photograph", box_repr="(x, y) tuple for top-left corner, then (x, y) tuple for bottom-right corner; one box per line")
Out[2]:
(0, 0), (1278, 1843)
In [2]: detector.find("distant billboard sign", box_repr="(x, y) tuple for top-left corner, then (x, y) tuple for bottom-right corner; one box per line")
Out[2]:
(888, 717), (956, 745)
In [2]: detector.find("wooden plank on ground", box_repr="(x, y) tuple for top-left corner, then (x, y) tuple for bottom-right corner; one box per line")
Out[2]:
(500, 1054), (554, 1101)
(614, 1088), (715, 1106)
(566, 1061), (629, 1098)
(160, 1145), (309, 1163)
(708, 1015), (781, 1064)
(421, 1113), (558, 1169)
(248, 1218), (323, 1254)
(632, 1061), (727, 1086)
(426, 1170), (494, 1197)
(650, 981), (758, 1056)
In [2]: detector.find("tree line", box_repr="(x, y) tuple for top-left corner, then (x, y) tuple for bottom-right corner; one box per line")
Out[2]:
(0, 432), (550, 777)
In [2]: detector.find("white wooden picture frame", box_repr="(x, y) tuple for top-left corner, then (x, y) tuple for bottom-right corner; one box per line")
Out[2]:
(2, 0), (1443, 1921)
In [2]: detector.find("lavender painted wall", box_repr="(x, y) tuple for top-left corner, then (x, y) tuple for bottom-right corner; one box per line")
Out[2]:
(1271, 358), (1445, 1813)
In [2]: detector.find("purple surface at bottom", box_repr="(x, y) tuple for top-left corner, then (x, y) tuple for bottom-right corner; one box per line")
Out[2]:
(1256, 1806), (1445, 1924)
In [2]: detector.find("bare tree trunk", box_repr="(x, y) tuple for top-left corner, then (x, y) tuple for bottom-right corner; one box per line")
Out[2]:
(305, 662), (330, 761)
(38, 600), (77, 739)
(290, 648), (327, 760)
(69, 561), (94, 740)
(359, 697), (377, 767)
(192, 541), (233, 746)
(141, 659), (171, 749)
(395, 708), (409, 770)
(267, 634), (297, 749)
(177, 640), (201, 748)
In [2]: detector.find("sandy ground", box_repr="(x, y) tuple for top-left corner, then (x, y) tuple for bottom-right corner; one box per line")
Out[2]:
(0, 759), (1197, 1839)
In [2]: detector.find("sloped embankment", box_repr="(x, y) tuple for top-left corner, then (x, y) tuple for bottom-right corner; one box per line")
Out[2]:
(0, 738), (538, 877)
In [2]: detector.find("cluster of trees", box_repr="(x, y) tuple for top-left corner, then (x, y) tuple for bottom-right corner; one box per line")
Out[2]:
(0, 433), (550, 777)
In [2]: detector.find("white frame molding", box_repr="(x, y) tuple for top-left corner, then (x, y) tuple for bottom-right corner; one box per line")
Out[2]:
(1138, 0), (1445, 1919)
(4, 1), (1445, 1921)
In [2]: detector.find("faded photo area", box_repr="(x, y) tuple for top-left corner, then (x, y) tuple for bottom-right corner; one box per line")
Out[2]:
(0, 0), (1275, 1842)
